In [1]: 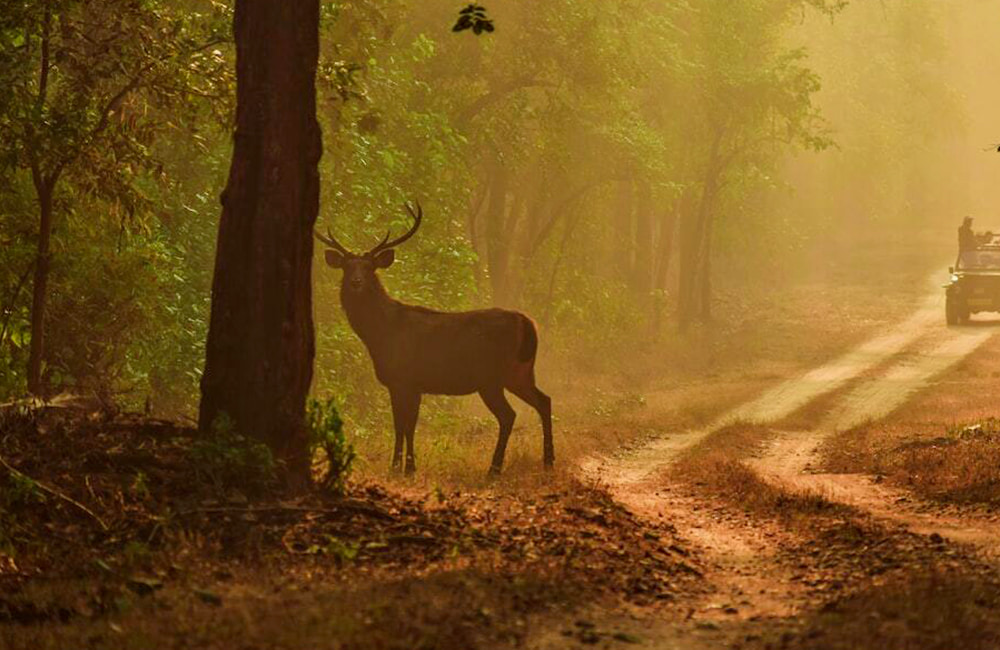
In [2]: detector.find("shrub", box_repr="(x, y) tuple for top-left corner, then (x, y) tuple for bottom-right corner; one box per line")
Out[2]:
(306, 397), (355, 494)
(189, 412), (277, 495)
(0, 472), (46, 553)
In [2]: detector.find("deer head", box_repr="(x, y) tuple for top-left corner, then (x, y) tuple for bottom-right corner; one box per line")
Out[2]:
(315, 202), (422, 295)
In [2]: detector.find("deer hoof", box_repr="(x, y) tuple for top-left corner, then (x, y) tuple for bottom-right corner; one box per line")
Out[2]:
(487, 465), (502, 478)
(404, 463), (416, 476)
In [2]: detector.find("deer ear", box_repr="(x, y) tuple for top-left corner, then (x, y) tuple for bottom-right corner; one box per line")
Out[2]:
(325, 250), (345, 268)
(373, 249), (395, 269)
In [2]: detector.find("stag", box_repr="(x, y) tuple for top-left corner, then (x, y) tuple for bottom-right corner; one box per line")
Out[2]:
(316, 203), (553, 476)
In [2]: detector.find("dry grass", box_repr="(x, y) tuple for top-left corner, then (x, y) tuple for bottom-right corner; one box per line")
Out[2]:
(765, 571), (1000, 650)
(0, 392), (700, 650)
(831, 421), (1000, 506)
(0, 410), (701, 649)
(1, 568), (576, 650)
(350, 270), (930, 491)
(820, 336), (1000, 507)
(671, 423), (853, 525)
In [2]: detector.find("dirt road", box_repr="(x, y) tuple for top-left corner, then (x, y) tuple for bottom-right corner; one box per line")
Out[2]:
(583, 281), (997, 494)
(571, 280), (1000, 648)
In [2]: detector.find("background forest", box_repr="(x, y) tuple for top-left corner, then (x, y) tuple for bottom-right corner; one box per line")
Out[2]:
(0, 0), (987, 431)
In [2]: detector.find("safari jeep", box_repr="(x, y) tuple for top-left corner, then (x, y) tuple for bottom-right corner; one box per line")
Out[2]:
(945, 245), (1000, 324)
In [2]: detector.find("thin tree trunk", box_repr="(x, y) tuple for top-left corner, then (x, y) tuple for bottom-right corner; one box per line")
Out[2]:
(26, 1), (53, 396)
(614, 180), (634, 281)
(633, 180), (653, 295)
(484, 159), (510, 304)
(199, 0), (323, 487)
(654, 207), (678, 293)
(501, 192), (527, 304)
(651, 204), (678, 334)
(699, 210), (714, 322)
(677, 206), (702, 332)
(26, 183), (53, 395)
(678, 132), (724, 331)
(541, 212), (583, 326)
(678, 184), (717, 330)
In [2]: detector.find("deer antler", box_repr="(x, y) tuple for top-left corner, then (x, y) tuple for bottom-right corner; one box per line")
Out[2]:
(369, 201), (423, 255)
(314, 227), (351, 255)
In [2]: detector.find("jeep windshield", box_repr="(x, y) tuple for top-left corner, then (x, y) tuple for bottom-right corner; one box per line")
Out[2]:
(957, 250), (1000, 271)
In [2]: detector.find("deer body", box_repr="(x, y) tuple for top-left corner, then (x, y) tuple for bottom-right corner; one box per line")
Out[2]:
(319, 204), (553, 475)
(344, 292), (530, 394)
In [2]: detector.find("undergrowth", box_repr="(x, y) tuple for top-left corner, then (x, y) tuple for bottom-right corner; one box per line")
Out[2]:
(189, 412), (277, 495)
(307, 396), (355, 494)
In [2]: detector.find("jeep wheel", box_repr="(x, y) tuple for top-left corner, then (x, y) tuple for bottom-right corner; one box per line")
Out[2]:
(946, 294), (959, 325)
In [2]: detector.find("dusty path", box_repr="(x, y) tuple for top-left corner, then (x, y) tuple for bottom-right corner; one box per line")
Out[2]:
(581, 282), (952, 488)
(753, 324), (998, 478)
(577, 279), (1000, 644)
(750, 322), (1000, 554)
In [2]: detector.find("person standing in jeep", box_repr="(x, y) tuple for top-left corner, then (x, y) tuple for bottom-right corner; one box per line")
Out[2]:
(959, 216), (977, 251)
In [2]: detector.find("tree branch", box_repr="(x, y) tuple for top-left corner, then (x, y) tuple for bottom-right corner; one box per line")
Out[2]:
(35, 0), (52, 111)
(54, 59), (160, 177)
(456, 76), (557, 128)
(526, 181), (600, 260)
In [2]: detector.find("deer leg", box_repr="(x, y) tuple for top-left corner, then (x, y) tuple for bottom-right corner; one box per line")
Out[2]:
(390, 390), (421, 475)
(480, 387), (516, 475)
(391, 429), (403, 473)
(508, 385), (553, 468)
(506, 368), (554, 469)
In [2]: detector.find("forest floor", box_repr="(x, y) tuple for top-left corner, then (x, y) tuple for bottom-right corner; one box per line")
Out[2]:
(5, 248), (1000, 648)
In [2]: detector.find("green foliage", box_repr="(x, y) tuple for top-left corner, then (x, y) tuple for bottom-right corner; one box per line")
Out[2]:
(0, 0), (230, 400)
(306, 535), (360, 564)
(0, 472), (46, 553)
(306, 397), (355, 494)
(3, 473), (46, 509)
(0, 0), (962, 431)
(453, 4), (494, 35)
(190, 413), (277, 494)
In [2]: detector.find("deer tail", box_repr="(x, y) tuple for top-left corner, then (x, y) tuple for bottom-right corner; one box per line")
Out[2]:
(517, 315), (538, 363)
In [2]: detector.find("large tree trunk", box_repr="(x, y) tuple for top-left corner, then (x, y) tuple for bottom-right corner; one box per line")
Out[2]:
(199, 0), (322, 486)
(26, 182), (53, 395)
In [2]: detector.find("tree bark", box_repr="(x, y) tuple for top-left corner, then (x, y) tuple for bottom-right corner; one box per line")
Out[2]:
(199, 0), (323, 487)
(26, 182), (53, 395)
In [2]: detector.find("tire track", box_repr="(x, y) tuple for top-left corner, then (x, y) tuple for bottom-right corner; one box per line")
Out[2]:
(752, 323), (1000, 552)
(581, 290), (946, 488)
(756, 325), (997, 478)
